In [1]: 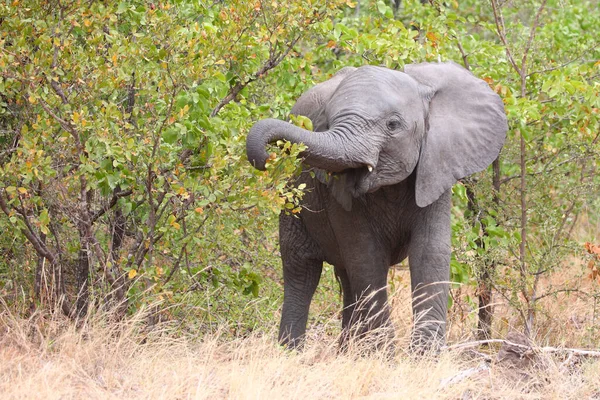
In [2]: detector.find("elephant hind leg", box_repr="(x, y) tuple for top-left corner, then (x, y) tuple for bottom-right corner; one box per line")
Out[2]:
(334, 266), (355, 330)
(278, 214), (324, 349)
(339, 272), (395, 353)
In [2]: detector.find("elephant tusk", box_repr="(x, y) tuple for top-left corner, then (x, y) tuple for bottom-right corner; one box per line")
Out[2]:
(367, 165), (374, 172)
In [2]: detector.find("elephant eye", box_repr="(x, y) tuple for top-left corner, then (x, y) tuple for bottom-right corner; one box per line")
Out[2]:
(386, 118), (405, 132)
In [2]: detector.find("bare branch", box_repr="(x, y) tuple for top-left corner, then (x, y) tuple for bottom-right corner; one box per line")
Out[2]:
(535, 288), (590, 302)
(444, 339), (600, 357)
(164, 243), (187, 284)
(49, 77), (69, 105)
(490, 0), (520, 75)
(210, 34), (301, 117)
(90, 189), (133, 223)
(456, 38), (471, 71)
(527, 42), (600, 77)
(143, 67), (178, 272)
(0, 189), (57, 264)
(38, 98), (81, 147)
(521, 0), (548, 76)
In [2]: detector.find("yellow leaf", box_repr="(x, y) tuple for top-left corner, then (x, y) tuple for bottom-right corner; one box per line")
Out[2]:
(215, 59), (226, 65)
(128, 269), (137, 279)
(17, 187), (27, 194)
(83, 19), (91, 27)
(426, 32), (439, 45)
(195, 207), (204, 214)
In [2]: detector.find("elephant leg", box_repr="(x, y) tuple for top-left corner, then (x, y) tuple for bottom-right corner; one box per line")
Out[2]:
(408, 259), (449, 352)
(335, 266), (359, 350)
(334, 266), (355, 329)
(342, 267), (393, 350)
(278, 214), (323, 349)
(408, 192), (451, 352)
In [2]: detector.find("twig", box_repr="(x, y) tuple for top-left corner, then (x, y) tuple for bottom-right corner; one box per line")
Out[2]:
(38, 98), (81, 148)
(527, 42), (600, 77)
(164, 243), (187, 284)
(521, 0), (547, 76)
(456, 38), (470, 71)
(443, 339), (600, 357)
(439, 362), (490, 388)
(534, 288), (590, 301)
(210, 34), (301, 117)
(490, 0), (520, 75)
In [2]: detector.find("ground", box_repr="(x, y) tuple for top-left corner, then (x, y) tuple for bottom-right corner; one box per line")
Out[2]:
(1, 276), (599, 400)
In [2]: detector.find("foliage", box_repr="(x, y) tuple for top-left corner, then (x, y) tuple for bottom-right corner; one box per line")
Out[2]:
(0, 0), (344, 324)
(450, 0), (600, 336)
(1, 0), (599, 343)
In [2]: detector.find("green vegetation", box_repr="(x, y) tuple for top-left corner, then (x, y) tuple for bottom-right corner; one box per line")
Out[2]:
(1, 0), (599, 346)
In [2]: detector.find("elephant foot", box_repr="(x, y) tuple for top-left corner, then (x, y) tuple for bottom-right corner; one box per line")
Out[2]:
(278, 329), (306, 351)
(409, 327), (445, 356)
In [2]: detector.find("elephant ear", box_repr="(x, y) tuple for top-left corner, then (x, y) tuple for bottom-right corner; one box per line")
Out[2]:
(291, 67), (357, 211)
(404, 62), (507, 208)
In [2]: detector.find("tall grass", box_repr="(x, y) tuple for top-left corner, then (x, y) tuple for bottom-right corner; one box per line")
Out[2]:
(1, 299), (598, 399)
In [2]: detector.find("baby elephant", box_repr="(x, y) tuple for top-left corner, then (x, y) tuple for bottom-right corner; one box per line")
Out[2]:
(246, 62), (507, 351)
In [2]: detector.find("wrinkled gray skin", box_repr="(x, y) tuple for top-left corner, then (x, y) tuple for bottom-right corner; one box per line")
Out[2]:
(246, 62), (507, 351)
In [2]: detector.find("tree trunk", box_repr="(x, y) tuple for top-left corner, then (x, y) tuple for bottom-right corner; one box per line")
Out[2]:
(476, 157), (501, 340)
(75, 244), (90, 317)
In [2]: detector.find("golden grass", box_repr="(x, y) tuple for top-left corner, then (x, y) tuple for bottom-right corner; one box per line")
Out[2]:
(1, 304), (599, 400)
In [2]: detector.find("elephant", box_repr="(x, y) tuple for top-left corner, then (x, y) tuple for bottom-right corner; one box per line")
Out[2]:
(246, 62), (507, 351)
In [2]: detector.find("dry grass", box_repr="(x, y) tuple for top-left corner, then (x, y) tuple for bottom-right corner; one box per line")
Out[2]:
(1, 303), (599, 400)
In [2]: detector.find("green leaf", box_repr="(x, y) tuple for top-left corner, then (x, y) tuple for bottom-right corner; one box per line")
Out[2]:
(376, 1), (389, 16)
(116, 1), (129, 14)
(162, 128), (179, 144)
(290, 114), (313, 131)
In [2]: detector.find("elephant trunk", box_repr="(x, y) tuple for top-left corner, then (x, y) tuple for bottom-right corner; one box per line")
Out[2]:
(246, 118), (376, 172)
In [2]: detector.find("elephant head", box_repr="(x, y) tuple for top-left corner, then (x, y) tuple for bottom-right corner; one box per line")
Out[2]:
(246, 62), (507, 208)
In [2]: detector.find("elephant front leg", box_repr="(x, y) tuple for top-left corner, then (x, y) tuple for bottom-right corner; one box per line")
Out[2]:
(408, 254), (449, 352)
(408, 194), (451, 352)
(279, 257), (323, 348)
(278, 215), (323, 349)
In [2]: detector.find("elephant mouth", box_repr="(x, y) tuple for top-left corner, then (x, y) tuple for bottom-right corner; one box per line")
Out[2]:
(337, 156), (413, 198)
(341, 164), (378, 197)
